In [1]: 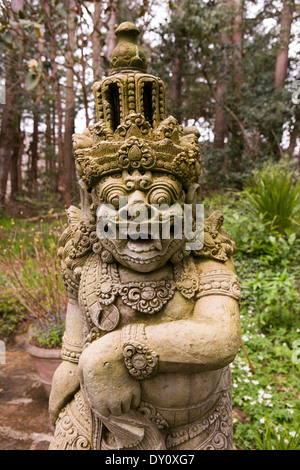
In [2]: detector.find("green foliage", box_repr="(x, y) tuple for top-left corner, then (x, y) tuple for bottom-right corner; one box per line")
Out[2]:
(243, 162), (300, 234)
(204, 185), (300, 450)
(231, 313), (300, 449)
(149, 0), (298, 190)
(0, 286), (26, 339)
(254, 417), (300, 450)
(28, 310), (66, 349)
(0, 217), (68, 346)
(221, 201), (300, 332)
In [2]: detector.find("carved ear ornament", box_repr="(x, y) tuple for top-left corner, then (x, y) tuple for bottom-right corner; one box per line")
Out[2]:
(193, 211), (236, 262)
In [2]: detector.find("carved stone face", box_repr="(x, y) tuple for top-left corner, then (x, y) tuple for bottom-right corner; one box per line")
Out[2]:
(93, 170), (187, 272)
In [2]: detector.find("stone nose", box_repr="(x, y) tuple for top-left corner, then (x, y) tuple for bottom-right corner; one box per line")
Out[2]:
(127, 190), (147, 207)
(117, 190), (151, 224)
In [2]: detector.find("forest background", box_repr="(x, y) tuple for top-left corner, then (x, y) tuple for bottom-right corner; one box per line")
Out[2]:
(0, 0), (299, 450)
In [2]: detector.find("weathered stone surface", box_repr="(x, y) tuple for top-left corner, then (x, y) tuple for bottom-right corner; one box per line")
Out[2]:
(49, 22), (241, 450)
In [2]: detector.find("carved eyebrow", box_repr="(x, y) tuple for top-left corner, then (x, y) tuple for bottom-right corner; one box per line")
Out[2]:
(147, 181), (181, 199)
(97, 181), (127, 200)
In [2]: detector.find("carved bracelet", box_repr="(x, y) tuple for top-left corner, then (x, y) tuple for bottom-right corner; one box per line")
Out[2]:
(61, 333), (83, 364)
(196, 270), (241, 301)
(121, 324), (158, 380)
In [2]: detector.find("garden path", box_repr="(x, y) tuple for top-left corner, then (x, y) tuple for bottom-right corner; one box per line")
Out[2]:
(0, 336), (53, 450)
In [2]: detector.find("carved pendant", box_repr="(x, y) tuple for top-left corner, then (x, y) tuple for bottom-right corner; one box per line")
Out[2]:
(98, 304), (120, 332)
(95, 264), (120, 331)
(119, 281), (176, 315)
(96, 276), (119, 305)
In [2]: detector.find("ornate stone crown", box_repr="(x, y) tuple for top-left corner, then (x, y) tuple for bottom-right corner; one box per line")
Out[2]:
(73, 22), (201, 190)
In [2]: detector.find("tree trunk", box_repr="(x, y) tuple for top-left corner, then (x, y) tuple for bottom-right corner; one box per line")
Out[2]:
(43, 0), (70, 207)
(10, 126), (24, 200)
(274, 0), (294, 88)
(0, 0), (24, 207)
(64, 0), (77, 197)
(105, 0), (117, 67)
(232, 0), (243, 95)
(213, 1), (231, 149)
(171, 55), (184, 124)
(92, 0), (103, 82)
(29, 112), (39, 196)
(288, 106), (300, 158)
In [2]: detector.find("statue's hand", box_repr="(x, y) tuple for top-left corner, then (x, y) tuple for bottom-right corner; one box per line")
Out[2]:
(91, 360), (141, 417)
(49, 360), (79, 426)
(78, 332), (141, 418)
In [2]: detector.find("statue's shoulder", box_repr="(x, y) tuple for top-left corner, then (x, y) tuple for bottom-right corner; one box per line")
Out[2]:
(186, 212), (240, 301)
(192, 210), (236, 263)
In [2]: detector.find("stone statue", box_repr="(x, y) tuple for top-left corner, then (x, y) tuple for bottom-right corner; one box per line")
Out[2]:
(49, 22), (241, 451)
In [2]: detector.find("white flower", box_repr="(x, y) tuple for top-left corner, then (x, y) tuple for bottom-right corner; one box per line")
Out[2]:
(259, 417), (265, 424)
(289, 431), (296, 437)
(242, 335), (249, 342)
(252, 380), (259, 385)
(243, 396), (252, 401)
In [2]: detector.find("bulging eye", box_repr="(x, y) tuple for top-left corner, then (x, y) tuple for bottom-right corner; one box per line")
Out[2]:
(106, 188), (126, 209)
(148, 188), (172, 206)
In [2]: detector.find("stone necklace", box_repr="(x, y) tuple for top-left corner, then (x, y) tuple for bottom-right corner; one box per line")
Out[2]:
(93, 260), (176, 332)
(81, 254), (199, 335)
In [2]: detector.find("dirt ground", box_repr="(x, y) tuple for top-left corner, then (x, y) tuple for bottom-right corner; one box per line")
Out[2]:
(0, 335), (53, 450)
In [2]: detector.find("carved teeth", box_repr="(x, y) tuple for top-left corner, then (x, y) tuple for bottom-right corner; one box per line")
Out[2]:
(127, 240), (159, 253)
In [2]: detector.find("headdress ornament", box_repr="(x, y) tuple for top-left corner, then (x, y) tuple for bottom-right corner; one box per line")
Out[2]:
(73, 22), (201, 190)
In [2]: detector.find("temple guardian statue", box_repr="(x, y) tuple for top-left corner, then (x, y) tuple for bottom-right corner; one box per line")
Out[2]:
(49, 22), (241, 450)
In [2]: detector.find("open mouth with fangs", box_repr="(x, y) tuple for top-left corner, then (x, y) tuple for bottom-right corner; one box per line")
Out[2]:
(100, 226), (184, 270)
(97, 210), (185, 269)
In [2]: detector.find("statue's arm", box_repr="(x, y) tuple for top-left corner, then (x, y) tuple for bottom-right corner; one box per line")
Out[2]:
(144, 259), (241, 373)
(77, 260), (241, 416)
(145, 295), (241, 374)
(49, 298), (83, 425)
(83, 260), (241, 377)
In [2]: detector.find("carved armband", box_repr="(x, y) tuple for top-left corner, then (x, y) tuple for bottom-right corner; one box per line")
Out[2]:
(196, 270), (241, 302)
(121, 324), (159, 380)
(61, 334), (83, 364)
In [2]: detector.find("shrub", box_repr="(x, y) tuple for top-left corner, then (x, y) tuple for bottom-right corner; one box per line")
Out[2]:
(242, 162), (300, 234)
(0, 219), (67, 346)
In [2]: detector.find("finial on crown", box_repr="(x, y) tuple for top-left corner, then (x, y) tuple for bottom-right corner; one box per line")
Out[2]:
(110, 22), (147, 73)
